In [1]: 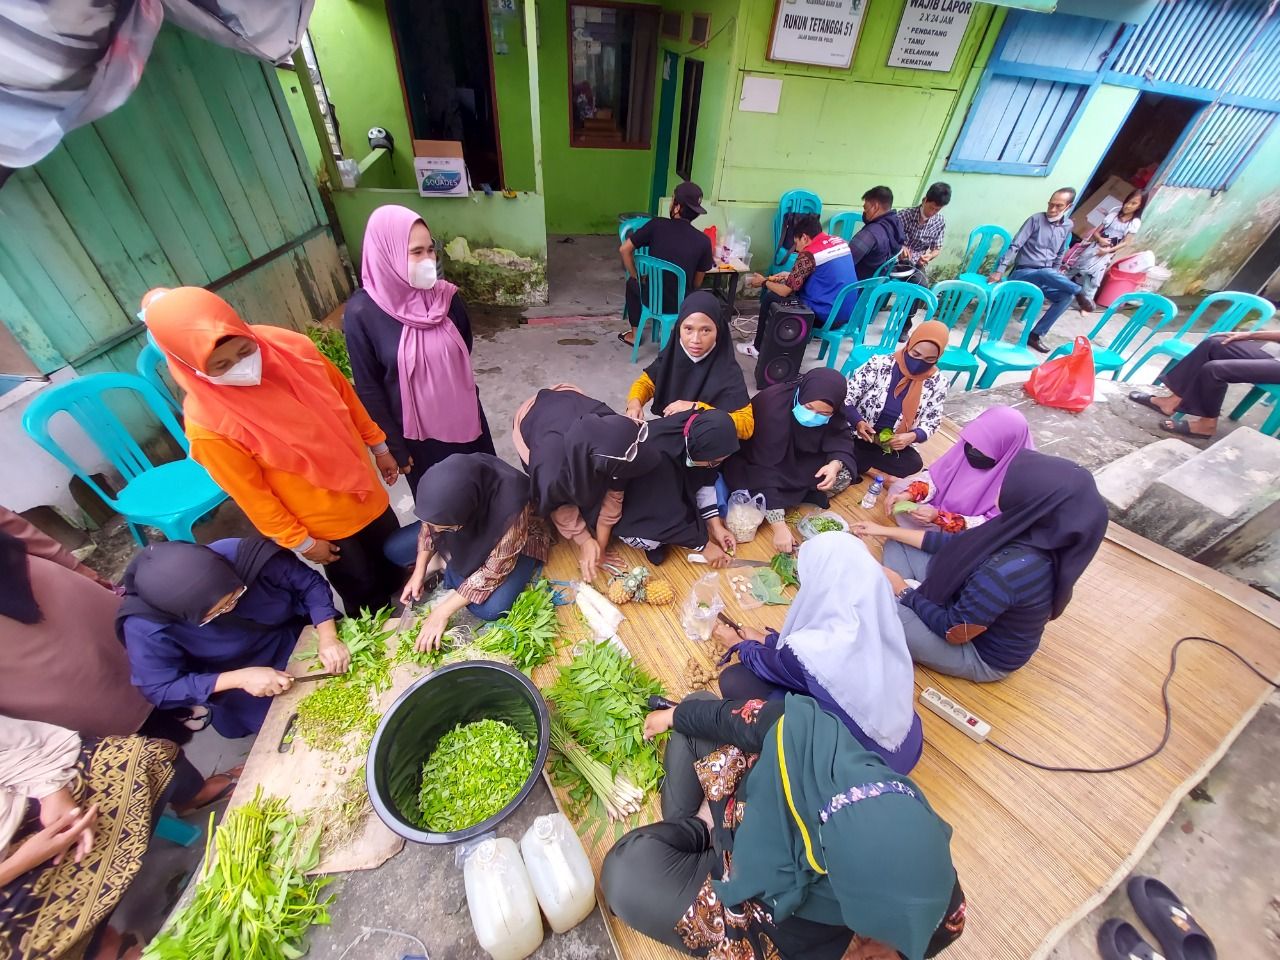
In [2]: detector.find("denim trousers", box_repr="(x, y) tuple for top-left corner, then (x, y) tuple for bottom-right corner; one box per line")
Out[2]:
(1009, 267), (1081, 337)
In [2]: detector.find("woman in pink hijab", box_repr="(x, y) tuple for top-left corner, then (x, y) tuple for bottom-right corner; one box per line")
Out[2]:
(344, 205), (494, 500)
(885, 405), (1034, 532)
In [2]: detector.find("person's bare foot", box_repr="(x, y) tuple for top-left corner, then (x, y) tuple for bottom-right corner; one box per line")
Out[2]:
(695, 799), (714, 831)
(1160, 417), (1216, 438)
(618, 330), (635, 346)
(1150, 394), (1180, 416)
(172, 766), (243, 816)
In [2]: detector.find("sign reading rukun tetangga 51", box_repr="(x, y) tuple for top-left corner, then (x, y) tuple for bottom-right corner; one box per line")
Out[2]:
(768, 0), (868, 70)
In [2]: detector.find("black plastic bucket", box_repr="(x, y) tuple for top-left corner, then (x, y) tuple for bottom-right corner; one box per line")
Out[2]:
(366, 661), (550, 844)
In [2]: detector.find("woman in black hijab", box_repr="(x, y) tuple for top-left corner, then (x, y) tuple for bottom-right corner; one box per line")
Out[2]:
(513, 385), (639, 581)
(608, 408), (740, 565)
(117, 538), (345, 738)
(625, 291), (753, 438)
(723, 367), (858, 554)
(402, 453), (551, 650)
(854, 450), (1108, 682)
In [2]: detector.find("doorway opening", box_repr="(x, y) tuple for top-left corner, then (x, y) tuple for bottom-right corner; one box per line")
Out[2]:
(675, 58), (704, 180)
(1081, 92), (1200, 212)
(386, 0), (503, 189)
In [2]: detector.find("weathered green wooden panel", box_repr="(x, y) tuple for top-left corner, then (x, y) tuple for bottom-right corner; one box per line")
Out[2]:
(265, 62), (328, 225)
(0, 270), (63, 373)
(238, 52), (320, 236)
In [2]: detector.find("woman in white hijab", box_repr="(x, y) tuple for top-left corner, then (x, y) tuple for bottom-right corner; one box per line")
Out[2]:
(713, 532), (923, 773)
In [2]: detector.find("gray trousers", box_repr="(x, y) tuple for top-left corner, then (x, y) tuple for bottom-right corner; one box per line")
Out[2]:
(883, 541), (1010, 683)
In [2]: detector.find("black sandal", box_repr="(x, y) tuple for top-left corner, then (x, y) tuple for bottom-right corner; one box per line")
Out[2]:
(1096, 918), (1161, 960)
(1128, 391), (1168, 413)
(1126, 875), (1218, 960)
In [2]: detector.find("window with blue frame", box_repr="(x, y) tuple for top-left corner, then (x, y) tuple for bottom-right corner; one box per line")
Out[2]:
(1163, 105), (1276, 192)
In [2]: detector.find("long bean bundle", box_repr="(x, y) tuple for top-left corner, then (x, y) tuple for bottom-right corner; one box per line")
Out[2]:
(143, 790), (333, 960)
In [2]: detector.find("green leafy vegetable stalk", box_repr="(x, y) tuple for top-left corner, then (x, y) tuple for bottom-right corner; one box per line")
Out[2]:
(809, 516), (845, 534)
(143, 789), (333, 960)
(877, 426), (895, 454)
(306, 324), (352, 380)
(417, 719), (533, 832)
(770, 552), (799, 587)
(475, 580), (559, 671)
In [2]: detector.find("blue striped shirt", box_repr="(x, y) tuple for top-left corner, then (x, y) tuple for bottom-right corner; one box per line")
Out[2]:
(904, 531), (1055, 672)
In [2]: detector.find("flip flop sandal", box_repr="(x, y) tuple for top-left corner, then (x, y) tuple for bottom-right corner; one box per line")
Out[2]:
(617, 331), (635, 346)
(175, 766), (243, 815)
(177, 706), (212, 732)
(1128, 392), (1168, 413)
(1126, 876), (1217, 960)
(1097, 919), (1163, 960)
(1159, 419), (1212, 439)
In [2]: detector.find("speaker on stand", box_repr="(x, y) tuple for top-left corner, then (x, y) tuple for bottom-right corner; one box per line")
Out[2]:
(755, 300), (815, 390)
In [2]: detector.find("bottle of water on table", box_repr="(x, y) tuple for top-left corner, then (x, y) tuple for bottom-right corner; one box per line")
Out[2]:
(860, 475), (884, 511)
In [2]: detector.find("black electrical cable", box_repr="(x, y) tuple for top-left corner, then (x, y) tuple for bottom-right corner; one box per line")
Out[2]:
(985, 636), (1279, 774)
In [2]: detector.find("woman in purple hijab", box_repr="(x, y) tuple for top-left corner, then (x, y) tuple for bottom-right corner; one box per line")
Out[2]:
(344, 205), (494, 496)
(886, 406), (1034, 532)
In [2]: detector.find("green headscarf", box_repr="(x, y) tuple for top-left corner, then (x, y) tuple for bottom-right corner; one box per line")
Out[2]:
(715, 695), (956, 960)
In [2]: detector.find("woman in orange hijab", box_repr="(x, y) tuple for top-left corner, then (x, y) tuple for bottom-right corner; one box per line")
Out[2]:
(843, 320), (950, 478)
(141, 287), (405, 614)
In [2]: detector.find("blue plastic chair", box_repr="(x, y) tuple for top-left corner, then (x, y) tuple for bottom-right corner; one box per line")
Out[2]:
(1046, 292), (1178, 379)
(958, 224), (1013, 287)
(828, 211), (863, 241)
(974, 281), (1046, 388)
(812, 276), (887, 369)
(619, 215), (650, 243)
(1123, 291), (1275, 383)
(1230, 383), (1280, 437)
(135, 338), (181, 412)
(22, 373), (227, 545)
(631, 253), (687, 362)
(840, 282), (939, 376)
(770, 189), (822, 272)
(931, 279), (990, 391)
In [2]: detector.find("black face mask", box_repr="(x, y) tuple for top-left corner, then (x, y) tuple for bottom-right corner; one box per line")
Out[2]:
(964, 442), (997, 470)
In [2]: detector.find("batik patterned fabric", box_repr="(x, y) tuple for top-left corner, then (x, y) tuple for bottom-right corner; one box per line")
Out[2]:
(819, 779), (922, 824)
(676, 874), (784, 959)
(694, 746), (753, 802)
(0, 736), (175, 959)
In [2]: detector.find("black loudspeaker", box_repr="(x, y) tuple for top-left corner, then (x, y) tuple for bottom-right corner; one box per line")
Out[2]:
(755, 300), (814, 389)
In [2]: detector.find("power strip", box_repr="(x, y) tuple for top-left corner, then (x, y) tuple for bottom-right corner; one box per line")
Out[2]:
(920, 687), (991, 743)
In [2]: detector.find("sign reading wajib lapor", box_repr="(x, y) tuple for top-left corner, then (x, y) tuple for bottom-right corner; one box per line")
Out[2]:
(887, 0), (974, 73)
(768, 0), (867, 70)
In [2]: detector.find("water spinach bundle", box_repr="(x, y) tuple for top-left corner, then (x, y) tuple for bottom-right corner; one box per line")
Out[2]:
(475, 580), (559, 671)
(417, 719), (534, 832)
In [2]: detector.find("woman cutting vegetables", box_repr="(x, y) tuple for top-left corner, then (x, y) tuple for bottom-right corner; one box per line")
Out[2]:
(602, 694), (967, 960)
(400, 453), (553, 650)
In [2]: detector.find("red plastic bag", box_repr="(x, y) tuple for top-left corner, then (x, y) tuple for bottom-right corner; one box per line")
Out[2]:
(1024, 335), (1095, 412)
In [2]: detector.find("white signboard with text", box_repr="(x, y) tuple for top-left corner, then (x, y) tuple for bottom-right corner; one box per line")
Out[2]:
(768, 0), (867, 70)
(887, 0), (974, 73)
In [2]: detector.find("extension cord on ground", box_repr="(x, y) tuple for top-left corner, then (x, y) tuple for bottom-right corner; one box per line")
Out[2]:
(920, 686), (991, 742)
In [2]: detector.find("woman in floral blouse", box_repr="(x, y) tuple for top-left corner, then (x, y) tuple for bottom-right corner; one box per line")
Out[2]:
(399, 453), (551, 651)
(844, 322), (949, 478)
(602, 694), (967, 960)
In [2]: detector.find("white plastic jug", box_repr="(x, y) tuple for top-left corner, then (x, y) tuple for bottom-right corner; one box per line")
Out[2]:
(520, 814), (597, 933)
(463, 837), (544, 960)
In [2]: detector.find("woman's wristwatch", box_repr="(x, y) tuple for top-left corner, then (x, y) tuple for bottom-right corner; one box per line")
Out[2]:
(896, 578), (921, 601)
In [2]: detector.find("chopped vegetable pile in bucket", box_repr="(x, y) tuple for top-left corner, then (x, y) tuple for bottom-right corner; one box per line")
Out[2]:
(417, 719), (534, 832)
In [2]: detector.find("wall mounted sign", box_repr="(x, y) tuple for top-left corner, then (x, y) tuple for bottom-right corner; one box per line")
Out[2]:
(887, 1), (974, 73)
(768, 0), (867, 70)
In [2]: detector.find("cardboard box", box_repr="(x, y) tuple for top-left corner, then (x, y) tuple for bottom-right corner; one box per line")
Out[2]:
(1073, 175), (1136, 239)
(412, 139), (470, 198)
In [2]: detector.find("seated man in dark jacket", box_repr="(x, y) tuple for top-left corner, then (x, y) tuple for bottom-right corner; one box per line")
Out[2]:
(850, 185), (905, 279)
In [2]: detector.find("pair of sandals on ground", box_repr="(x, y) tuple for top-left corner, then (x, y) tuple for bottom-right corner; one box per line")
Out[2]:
(1128, 392), (1215, 439)
(1098, 876), (1216, 960)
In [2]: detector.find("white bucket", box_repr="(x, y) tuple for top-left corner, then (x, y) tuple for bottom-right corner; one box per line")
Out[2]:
(1140, 265), (1172, 293)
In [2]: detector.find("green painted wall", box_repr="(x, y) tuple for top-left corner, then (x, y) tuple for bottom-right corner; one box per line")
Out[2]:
(275, 67), (326, 180)
(489, 4), (537, 191)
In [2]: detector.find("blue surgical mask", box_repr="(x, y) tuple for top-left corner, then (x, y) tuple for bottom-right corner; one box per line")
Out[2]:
(792, 403), (831, 428)
(904, 355), (934, 375)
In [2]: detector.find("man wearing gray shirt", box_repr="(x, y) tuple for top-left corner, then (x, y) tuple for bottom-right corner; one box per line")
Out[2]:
(989, 187), (1081, 353)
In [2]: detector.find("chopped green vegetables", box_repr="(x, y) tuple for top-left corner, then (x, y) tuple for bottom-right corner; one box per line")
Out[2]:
(877, 427), (895, 454)
(809, 516), (845, 534)
(770, 552), (799, 587)
(142, 790), (332, 960)
(417, 719), (533, 831)
(475, 580), (559, 671)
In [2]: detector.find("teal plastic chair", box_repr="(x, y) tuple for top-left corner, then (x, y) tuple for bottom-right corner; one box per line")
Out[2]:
(770, 189), (822, 272)
(619, 215), (650, 243)
(931, 279), (990, 391)
(828, 211), (862, 241)
(631, 253), (686, 362)
(958, 224), (1013, 287)
(1123, 291), (1275, 383)
(135, 338), (180, 412)
(22, 373), (227, 545)
(840, 282), (938, 376)
(974, 281), (1046, 388)
(1046, 292), (1178, 378)
(813, 276), (887, 369)
(1230, 383), (1280, 437)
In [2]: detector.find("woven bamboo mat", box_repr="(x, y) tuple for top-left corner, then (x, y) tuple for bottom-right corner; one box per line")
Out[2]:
(531, 424), (1280, 960)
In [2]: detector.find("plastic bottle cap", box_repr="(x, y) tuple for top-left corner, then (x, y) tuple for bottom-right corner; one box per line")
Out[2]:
(534, 815), (555, 841)
(475, 839), (497, 863)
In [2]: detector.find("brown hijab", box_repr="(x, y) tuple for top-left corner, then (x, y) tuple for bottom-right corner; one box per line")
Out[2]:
(892, 320), (948, 433)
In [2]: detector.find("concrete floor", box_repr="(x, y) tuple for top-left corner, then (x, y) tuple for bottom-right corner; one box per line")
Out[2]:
(86, 238), (1278, 958)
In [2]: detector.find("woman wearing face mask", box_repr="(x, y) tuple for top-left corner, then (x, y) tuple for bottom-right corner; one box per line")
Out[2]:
(344, 206), (495, 495)
(844, 322), (949, 479)
(402, 453), (552, 651)
(885, 406), (1034, 532)
(142, 287), (405, 616)
(625, 292), (753, 439)
(117, 538), (345, 739)
(723, 368), (857, 555)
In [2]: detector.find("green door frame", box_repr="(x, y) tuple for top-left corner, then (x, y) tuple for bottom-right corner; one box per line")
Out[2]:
(649, 49), (680, 215)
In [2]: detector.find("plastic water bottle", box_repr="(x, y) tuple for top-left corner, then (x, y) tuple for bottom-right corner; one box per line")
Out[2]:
(520, 813), (597, 933)
(860, 475), (885, 511)
(463, 838), (543, 960)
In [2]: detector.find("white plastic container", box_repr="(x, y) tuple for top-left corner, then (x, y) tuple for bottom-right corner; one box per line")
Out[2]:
(463, 837), (544, 960)
(520, 813), (597, 933)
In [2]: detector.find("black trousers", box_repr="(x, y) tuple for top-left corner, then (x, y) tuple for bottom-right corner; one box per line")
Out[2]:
(853, 436), (924, 478)
(324, 508), (405, 615)
(1162, 337), (1280, 418)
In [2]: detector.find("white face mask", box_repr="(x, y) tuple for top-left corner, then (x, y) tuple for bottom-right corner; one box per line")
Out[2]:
(198, 349), (262, 387)
(408, 257), (438, 290)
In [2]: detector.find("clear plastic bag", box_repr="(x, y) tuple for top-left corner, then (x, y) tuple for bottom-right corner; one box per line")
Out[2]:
(725, 489), (767, 544)
(682, 574), (725, 643)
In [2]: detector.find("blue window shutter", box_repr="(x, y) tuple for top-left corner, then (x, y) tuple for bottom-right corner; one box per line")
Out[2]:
(1165, 106), (1275, 191)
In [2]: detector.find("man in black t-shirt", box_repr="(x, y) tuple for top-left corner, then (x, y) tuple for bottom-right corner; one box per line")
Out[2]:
(618, 180), (714, 346)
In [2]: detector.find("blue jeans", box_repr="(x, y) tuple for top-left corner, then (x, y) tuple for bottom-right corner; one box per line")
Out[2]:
(445, 552), (540, 621)
(1009, 267), (1081, 337)
(384, 520), (422, 568)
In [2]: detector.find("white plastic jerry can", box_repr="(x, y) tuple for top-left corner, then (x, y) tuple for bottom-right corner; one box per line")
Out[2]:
(519, 813), (597, 934)
(463, 837), (544, 960)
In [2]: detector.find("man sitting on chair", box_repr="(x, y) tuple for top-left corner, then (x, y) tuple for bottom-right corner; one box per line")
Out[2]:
(988, 187), (1080, 354)
(618, 180), (714, 347)
(849, 185), (906, 279)
(740, 213), (858, 359)
(897, 181), (951, 342)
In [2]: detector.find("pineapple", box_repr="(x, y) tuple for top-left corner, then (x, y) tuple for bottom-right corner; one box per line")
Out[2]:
(644, 579), (675, 605)
(608, 565), (654, 604)
(607, 580), (631, 605)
